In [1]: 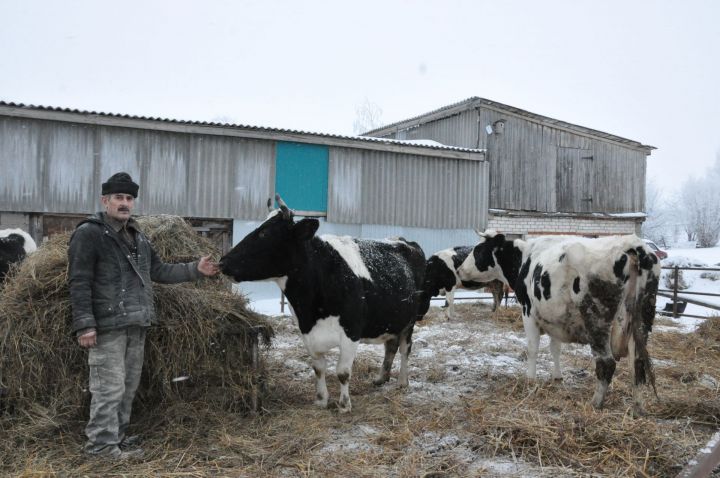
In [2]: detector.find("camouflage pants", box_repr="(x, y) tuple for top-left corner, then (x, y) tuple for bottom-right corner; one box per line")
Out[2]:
(84, 326), (146, 453)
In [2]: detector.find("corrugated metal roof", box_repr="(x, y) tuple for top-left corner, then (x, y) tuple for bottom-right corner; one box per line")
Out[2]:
(0, 100), (485, 155)
(363, 96), (656, 151)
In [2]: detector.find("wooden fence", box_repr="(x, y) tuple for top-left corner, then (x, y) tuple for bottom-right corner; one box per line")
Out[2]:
(657, 266), (720, 319)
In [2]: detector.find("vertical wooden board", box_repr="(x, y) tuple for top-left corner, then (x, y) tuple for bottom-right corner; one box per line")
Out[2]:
(327, 147), (362, 224)
(556, 147), (576, 212)
(187, 135), (235, 218)
(542, 125), (558, 212)
(232, 139), (274, 220)
(141, 131), (190, 216)
(0, 118), (41, 211)
(44, 122), (95, 213)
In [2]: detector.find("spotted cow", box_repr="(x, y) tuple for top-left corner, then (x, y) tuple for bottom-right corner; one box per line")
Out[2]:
(219, 196), (426, 412)
(0, 228), (37, 283)
(457, 231), (660, 413)
(422, 246), (505, 320)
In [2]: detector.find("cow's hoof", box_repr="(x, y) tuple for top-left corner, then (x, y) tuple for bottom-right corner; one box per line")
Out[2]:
(552, 376), (563, 382)
(632, 404), (647, 417)
(398, 378), (409, 388)
(372, 375), (389, 386)
(314, 396), (328, 408)
(337, 397), (352, 413)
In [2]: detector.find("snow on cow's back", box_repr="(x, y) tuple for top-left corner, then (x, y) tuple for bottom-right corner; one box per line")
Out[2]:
(358, 238), (425, 286)
(318, 234), (424, 291)
(319, 235), (372, 280)
(0, 228), (37, 254)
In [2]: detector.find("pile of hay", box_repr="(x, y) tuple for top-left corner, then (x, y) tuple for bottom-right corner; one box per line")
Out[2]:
(0, 214), (272, 421)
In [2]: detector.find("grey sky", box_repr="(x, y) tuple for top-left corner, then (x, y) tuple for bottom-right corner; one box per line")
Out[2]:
(2, 0), (718, 197)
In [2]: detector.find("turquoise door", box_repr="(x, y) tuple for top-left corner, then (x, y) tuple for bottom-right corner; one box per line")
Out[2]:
(275, 142), (328, 213)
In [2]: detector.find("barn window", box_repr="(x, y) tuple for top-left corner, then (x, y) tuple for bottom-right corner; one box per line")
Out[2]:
(275, 142), (328, 216)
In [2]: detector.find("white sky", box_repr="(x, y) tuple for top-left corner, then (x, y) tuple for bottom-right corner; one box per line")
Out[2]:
(1, 0), (719, 196)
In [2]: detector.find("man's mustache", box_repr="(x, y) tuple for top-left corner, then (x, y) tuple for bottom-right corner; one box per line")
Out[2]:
(118, 207), (130, 212)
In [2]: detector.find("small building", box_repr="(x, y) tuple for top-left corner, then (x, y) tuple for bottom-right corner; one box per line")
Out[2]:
(364, 97), (655, 238)
(0, 101), (487, 300)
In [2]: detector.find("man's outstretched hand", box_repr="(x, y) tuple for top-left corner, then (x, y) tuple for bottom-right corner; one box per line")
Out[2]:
(198, 255), (220, 276)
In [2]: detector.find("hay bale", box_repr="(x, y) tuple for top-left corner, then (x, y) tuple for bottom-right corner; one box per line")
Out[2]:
(0, 215), (272, 420)
(695, 316), (720, 342)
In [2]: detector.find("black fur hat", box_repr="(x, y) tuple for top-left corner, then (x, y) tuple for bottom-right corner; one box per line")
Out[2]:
(101, 172), (139, 198)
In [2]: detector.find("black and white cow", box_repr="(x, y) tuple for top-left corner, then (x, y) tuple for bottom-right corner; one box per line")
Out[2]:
(422, 246), (505, 319)
(219, 196), (426, 412)
(0, 228), (37, 283)
(457, 230), (660, 413)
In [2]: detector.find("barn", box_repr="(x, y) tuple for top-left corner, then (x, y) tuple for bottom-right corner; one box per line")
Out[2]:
(2, 102), (718, 477)
(364, 97), (656, 238)
(0, 101), (487, 299)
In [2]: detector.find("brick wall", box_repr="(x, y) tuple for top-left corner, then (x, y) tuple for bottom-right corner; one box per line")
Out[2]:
(487, 212), (641, 238)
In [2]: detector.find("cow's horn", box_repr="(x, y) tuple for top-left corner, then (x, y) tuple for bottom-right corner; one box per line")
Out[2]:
(474, 228), (484, 237)
(275, 194), (292, 217)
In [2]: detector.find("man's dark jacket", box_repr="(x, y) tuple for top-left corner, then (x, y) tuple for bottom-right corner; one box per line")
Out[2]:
(68, 213), (200, 334)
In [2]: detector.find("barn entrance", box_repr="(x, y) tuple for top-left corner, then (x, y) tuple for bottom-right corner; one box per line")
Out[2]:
(556, 147), (594, 213)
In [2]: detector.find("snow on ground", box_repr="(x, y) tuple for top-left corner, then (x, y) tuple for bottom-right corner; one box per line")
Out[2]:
(237, 242), (719, 476)
(656, 244), (720, 327)
(257, 300), (582, 477)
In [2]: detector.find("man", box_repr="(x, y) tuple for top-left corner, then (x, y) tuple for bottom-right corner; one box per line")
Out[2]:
(68, 172), (219, 460)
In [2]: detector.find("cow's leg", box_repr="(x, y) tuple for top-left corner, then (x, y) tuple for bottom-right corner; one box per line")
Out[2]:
(628, 335), (646, 416)
(491, 283), (502, 312)
(523, 315), (541, 379)
(446, 289), (456, 320)
(398, 323), (415, 387)
(549, 337), (562, 381)
(590, 344), (616, 409)
(336, 336), (359, 413)
(373, 337), (399, 386)
(311, 354), (329, 408)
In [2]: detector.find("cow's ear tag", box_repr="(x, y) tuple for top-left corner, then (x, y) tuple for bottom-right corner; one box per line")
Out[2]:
(293, 218), (319, 241)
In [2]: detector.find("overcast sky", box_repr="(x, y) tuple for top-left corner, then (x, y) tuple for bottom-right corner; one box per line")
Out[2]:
(2, 0), (718, 197)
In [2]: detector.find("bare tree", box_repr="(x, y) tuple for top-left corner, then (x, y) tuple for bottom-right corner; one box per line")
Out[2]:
(680, 155), (720, 247)
(352, 98), (384, 135)
(642, 178), (670, 245)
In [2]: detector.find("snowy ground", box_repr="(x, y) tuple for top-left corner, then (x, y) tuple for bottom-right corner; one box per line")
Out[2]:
(260, 300), (589, 477)
(656, 244), (720, 329)
(239, 245), (719, 475)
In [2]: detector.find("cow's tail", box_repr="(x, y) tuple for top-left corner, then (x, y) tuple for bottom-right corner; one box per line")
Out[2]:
(626, 249), (659, 397)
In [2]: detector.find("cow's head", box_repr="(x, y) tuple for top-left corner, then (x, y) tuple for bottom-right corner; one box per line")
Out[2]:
(457, 230), (509, 284)
(218, 195), (319, 282)
(0, 229), (37, 254)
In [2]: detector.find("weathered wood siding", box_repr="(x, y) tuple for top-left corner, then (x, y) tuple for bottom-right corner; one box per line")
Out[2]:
(328, 147), (488, 229)
(0, 117), (275, 220)
(375, 107), (647, 214)
(0, 113), (487, 229)
(397, 110), (480, 148)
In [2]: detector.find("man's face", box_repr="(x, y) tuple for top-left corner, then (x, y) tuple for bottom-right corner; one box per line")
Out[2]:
(101, 193), (135, 222)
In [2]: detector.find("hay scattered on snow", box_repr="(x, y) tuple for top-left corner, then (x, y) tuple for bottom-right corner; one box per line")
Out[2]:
(0, 214), (272, 423)
(1, 242), (718, 476)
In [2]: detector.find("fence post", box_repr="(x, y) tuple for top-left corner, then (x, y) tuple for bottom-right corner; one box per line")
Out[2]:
(280, 292), (285, 314)
(673, 266), (680, 318)
(250, 328), (260, 414)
